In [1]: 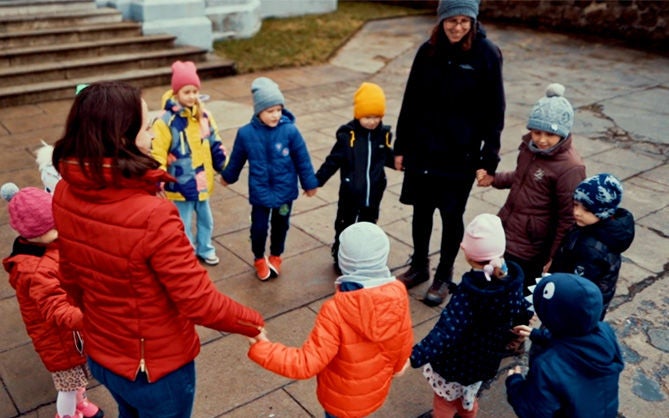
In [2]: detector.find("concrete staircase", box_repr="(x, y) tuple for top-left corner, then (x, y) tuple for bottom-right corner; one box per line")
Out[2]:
(0, 0), (236, 107)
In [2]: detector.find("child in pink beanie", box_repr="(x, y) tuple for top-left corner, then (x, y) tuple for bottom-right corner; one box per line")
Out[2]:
(152, 60), (227, 266)
(1, 183), (103, 418)
(409, 213), (534, 418)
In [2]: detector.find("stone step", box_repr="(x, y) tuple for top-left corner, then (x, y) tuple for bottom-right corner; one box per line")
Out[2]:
(0, 0), (95, 16)
(0, 56), (236, 107)
(0, 34), (178, 67)
(0, 46), (216, 87)
(0, 6), (121, 32)
(0, 22), (142, 49)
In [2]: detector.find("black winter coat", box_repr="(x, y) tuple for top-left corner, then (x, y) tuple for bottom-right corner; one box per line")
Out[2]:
(394, 23), (505, 205)
(315, 119), (394, 209)
(550, 208), (635, 315)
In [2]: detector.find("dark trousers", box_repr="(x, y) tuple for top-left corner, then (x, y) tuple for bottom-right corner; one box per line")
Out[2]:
(331, 202), (379, 261)
(250, 203), (292, 259)
(410, 177), (473, 283)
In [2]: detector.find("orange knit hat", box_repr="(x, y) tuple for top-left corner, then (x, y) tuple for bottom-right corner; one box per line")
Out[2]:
(353, 82), (386, 119)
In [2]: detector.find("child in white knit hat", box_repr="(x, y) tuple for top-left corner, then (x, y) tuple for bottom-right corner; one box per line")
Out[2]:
(247, 222), (413, 417)
(1, 183), (103, 418)
(410, 213), (534, 418)
(477, 83), (586, 295)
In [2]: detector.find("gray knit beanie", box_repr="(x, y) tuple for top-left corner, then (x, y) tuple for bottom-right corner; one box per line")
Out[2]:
(527, 83), (574, 139)
(338, 222), (391, 280)
(437, 0), (479, 21)
(251, 77), (285, 115)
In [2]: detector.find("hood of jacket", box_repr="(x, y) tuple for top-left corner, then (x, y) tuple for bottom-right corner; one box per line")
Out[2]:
(585, 207), (635, 253)
(332, 280), (410, 343)
(458, 260), (527, 319)
(553, 324), (624, 379)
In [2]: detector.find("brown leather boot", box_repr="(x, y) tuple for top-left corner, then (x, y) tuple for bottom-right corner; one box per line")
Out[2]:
(397, 260), (429, 289)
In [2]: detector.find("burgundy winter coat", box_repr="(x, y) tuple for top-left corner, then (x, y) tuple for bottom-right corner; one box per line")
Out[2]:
(493, 133), (585, 264)
(53, 159), (264, 382)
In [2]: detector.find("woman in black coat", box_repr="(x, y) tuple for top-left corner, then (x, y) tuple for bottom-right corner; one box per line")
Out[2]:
(394, 0), (506, 306)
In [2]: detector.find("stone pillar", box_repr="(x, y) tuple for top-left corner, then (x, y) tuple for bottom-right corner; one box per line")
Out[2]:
(205, 0), (262, 40)
(121, 0), (214, 50)
(259, 0), (336, 18)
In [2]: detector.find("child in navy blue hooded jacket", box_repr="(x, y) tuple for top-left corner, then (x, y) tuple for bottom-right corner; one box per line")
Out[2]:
(506, 273), (624, 418)
(221, 77), (318, 281)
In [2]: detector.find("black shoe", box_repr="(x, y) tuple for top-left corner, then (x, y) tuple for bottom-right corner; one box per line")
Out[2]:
(423, 280), (456, 306)
(397, 263), (429, 289)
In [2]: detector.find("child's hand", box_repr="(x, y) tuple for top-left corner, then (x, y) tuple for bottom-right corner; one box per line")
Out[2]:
(507, 365), (522, 377)
(248, 327), (269, 345)
(220, 177), (229, 187)
(476, 169), (494, 187)
(394, 358), (411, 377)
(304, 188), (317, 197)
(394, 155), (404, 171)
(543, 259), (552, 273)
(512, 325), (532, 338)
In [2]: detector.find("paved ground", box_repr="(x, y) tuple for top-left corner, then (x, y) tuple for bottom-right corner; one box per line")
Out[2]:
(1, 14), (668, 418)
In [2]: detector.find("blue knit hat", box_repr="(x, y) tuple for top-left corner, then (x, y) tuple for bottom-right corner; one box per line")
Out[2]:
(438, 0), (479, 22)
(573, 173), (623, 220)
(251, 77), (285, 115)
(527, 83), (574, 139)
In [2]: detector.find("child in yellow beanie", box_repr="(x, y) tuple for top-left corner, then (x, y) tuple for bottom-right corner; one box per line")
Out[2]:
(315, 82), (396, 274)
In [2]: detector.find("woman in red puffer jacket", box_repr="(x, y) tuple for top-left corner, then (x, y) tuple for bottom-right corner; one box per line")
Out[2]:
(51, 81), (264, 418)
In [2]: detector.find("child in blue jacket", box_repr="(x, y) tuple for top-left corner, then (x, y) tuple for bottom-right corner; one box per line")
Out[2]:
(506, 273), (624, 418)
(221, 77), (318, 280)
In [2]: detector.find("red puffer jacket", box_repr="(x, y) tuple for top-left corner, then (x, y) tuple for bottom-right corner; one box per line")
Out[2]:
(3, 241), (86, 372)
(248, 280), (413, 418)
(53, 159), (264, 382)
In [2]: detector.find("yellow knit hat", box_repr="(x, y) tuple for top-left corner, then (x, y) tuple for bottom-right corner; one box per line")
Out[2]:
(353, 82), (386, 119)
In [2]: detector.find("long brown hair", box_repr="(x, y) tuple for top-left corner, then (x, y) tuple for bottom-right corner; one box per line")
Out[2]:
(53, 81), (159, 186)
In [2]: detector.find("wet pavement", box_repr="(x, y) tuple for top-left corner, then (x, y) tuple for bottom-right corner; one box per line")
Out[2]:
(0, 14), (668, 418)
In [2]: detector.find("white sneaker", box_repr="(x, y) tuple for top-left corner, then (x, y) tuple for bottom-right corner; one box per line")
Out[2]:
(199, 255), (220, 266)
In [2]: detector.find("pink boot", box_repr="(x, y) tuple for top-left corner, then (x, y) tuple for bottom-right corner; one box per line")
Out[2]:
(76, 388), (104, 418)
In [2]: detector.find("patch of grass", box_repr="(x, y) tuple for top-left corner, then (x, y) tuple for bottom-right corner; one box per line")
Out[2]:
(212, 1), (429, 74)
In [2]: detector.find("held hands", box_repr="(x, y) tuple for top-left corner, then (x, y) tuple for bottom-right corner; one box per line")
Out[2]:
(248, 327), (269, 345)
(476, 169), (494, 187)
(219, 177), (229, 187)
(394, 155), (404, 171)
(507, 365), (523, 377)
(304, 188), (317, 197)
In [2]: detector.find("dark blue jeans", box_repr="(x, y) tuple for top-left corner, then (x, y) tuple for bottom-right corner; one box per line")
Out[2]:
(250, 203), (292, 259)
(88, 357), (195, 418)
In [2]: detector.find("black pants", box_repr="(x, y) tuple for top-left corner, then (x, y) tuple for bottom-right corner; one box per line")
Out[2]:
(505, 252), (546, 296)
(410, 175), (474, 283)
(331, 203), (379, 261)
(250, 203), (292, 259)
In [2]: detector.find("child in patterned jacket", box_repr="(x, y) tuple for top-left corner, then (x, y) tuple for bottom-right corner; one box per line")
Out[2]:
(152, 60), (227, 266)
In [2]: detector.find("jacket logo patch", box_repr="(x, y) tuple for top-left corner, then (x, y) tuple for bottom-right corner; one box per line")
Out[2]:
(533, 168), (545, 182)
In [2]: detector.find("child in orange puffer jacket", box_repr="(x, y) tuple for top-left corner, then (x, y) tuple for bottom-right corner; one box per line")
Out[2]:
(1, 182), (103, 418)
(247, 222), (413, 418)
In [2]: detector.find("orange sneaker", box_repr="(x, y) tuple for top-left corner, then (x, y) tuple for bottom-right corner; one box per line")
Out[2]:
(268, 255), (282, 278)
(254, 257), (271, 281)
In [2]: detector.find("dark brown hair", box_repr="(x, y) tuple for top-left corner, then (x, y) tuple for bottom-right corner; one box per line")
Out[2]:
(53, 81), (159, 187)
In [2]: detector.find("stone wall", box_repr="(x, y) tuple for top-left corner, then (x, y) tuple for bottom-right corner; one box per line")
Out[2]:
(478, 0), (669, 51)
(382, 0), (669, 53)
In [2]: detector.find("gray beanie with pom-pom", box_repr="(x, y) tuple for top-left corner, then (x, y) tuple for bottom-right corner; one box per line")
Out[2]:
(527, 83), (574, 139)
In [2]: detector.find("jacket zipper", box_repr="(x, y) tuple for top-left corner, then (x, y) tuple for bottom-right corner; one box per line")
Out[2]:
(365, 132), (371, 207)
(137, 338), (150, 382)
